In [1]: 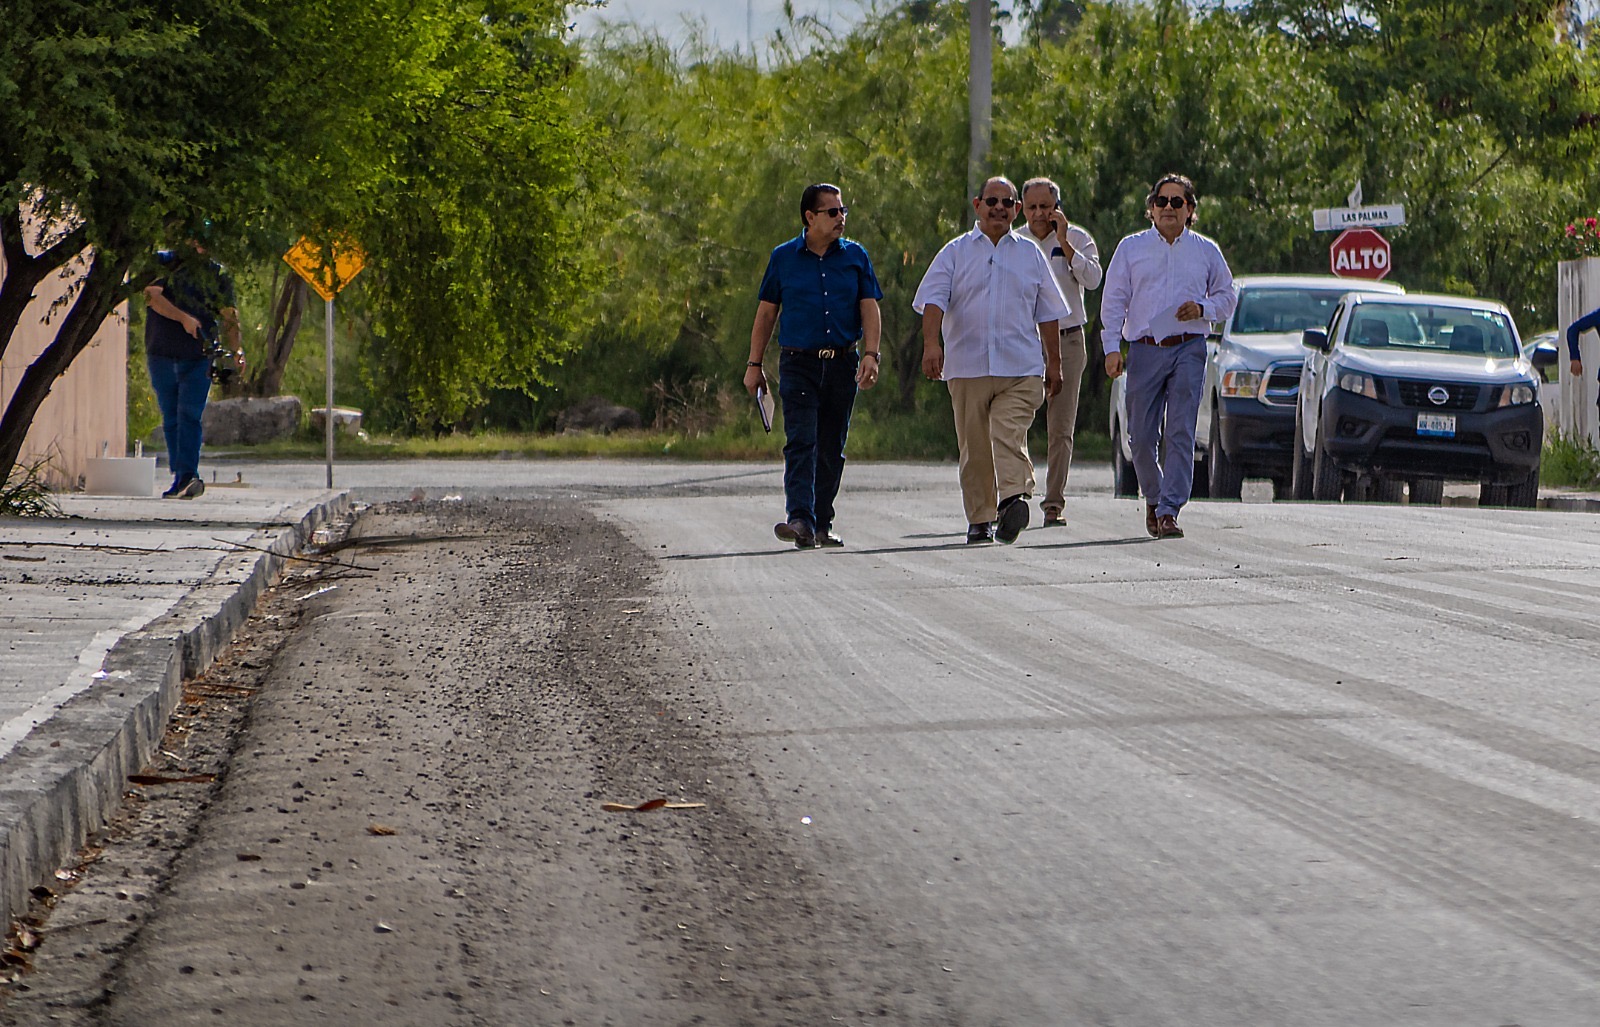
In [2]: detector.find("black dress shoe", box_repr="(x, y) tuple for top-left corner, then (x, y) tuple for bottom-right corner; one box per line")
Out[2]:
(816, 530), (844, 548)
(774, 519), (817, 548)
(966, 523), (994, 545)
(1145, 504), (1159, 538)
(995, 494), (1029, 544)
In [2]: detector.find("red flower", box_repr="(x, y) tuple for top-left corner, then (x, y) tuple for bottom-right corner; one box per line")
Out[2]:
(1568, 224), (1578, 236)
(1587, 217), (1598, 229)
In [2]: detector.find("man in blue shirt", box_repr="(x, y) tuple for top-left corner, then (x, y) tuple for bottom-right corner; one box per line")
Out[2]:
(144, 239), (239, 499)
(745, 184), (883, 548)
(1567, 304), (1600, 398)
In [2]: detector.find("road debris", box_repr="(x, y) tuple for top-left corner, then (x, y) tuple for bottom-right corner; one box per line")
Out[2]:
(600, 798), (706, 813)
(128, 773), (216, 786)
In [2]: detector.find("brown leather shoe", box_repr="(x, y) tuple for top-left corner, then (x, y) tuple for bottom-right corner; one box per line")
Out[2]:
(1157, 514), (1184, 539)
(774, 519), (817, 548)
(1041, 506), (1065, 527)
(1145, 504), (1159, 538)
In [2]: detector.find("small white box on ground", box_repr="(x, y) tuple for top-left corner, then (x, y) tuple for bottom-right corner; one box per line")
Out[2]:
(309, 406), (364, 435)
(84, 457), (157, 497)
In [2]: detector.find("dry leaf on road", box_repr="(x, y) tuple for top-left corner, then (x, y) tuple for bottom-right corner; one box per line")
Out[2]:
(600, 798), (706, 812)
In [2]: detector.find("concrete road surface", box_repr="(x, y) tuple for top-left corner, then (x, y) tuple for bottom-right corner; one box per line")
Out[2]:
(12, 458), (1600, 1025)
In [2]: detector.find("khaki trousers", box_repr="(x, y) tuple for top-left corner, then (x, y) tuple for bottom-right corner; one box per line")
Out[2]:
(948, 375), (1043, 524)
(1041, 325), (1088, 513)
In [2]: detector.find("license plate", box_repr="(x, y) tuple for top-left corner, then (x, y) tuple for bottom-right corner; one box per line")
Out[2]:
(1417, 413), (1456, 437)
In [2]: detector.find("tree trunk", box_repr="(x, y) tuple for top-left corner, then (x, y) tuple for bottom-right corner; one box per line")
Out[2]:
(0, 241), (132, 481)
(0, 209), (89, 368)
(248, 272), (308, 397)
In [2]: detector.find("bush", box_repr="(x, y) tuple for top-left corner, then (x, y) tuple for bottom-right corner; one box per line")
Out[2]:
(1, 459), (62, 518)
(1542, 429), (1600, 488)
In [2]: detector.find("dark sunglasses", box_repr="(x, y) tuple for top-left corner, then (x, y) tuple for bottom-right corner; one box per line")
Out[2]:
(813, 205), (849, 218)
(1152, 195), (1191, 209)
(980, 196), (1019, 209)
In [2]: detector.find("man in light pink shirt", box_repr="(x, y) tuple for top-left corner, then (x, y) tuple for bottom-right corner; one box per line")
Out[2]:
(1102, 173), (1236, 540)
(913, 176), (1070, 545)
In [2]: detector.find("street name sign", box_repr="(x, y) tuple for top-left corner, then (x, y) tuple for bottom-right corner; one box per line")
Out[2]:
(1313, 204), (1406, 231)
(1330, 228), (1391, 280)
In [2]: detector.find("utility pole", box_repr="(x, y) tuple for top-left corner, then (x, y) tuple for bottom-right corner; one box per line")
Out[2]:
(968, 0), (992, 198)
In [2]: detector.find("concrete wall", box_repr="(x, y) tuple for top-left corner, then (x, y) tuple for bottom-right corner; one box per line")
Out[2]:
(1556, 257), (1600, 447)
(0, 242), (129, 487)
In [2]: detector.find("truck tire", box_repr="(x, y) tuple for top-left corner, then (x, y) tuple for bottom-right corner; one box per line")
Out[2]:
(1207, 407), (1244, 500)
(1111, 418), (1139, 498)
(1502, 466), (1540, 509)
(1289, 407), (1314, 501)
(1369, 476), (1404, 503)
(1311, 421), (1344, 502)
(1408, 479), (1443, 505)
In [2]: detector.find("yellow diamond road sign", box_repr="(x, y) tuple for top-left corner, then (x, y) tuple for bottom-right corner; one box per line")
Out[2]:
(283, 236), (366, 302)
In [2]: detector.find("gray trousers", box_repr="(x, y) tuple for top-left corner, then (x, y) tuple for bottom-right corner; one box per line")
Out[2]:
(1125, 337), (1205, 517)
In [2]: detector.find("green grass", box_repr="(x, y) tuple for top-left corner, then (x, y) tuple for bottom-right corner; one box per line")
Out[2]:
(1542, 430), (1600, 488)
(2, 458), (63, 517)
(214, 416), (1114, 464)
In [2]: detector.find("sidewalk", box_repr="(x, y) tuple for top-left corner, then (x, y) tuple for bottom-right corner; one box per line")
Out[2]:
(0, 484), (348, 930)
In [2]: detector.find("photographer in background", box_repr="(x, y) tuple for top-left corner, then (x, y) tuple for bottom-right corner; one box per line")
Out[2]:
(143, 237), (241, 499)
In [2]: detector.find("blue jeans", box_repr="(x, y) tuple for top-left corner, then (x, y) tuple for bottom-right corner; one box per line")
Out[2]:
(777, 350), (859, 532)
(1126, 338), (1205, 517)
(148, 356), (211, 484)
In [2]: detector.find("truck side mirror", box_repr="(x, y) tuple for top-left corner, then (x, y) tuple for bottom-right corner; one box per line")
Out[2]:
(1301, 328), (1329, 352)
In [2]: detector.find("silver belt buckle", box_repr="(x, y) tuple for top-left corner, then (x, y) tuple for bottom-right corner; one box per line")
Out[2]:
(817, 347), (838, 359)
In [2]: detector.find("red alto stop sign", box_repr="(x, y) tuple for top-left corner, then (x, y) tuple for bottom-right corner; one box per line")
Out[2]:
(1330, 228), (1391, 279)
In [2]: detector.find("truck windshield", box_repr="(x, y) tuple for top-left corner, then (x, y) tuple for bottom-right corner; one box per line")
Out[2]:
(1346, 304), (1518, 357)
(1232, 288), (1354, 334)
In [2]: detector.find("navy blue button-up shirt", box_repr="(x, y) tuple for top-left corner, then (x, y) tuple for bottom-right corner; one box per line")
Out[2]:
(1567, 304), (1600, 380)
(757, 234), (883, 349)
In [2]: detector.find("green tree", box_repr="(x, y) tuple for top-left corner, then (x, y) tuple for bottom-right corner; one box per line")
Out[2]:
(0, 0), (594, 478)
(558, 0), (1598, 449)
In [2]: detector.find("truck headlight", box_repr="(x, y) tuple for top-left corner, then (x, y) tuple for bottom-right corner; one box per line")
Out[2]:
(1497, 381), (1536, 407)
(1337, 370), (1378, 400)
(1219, 370), (1262, 398)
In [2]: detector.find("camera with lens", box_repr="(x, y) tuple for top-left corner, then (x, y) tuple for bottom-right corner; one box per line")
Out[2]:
(199, 321), (240, 384)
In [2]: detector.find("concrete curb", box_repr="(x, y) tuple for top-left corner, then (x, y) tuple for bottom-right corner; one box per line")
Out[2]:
(1539, 494), (1600, 513)
(0, 492), (352, 930)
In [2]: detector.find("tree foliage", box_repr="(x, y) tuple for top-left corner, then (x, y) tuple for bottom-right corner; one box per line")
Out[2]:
(0, 0), (594, 475)
(560, 0), (1599, 441)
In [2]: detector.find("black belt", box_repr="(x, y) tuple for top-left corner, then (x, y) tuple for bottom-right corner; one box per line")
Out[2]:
(1132, 333), (1205, 347)
(782, 345), (856, 359)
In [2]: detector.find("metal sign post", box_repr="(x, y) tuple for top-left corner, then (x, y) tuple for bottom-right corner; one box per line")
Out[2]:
(283, 237), (367, 489)
(324, 297), (335, 486)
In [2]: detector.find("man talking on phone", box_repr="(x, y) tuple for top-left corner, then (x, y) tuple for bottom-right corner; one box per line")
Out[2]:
(1021, 177), (1101, 527)
(745, 183), (883, 549)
